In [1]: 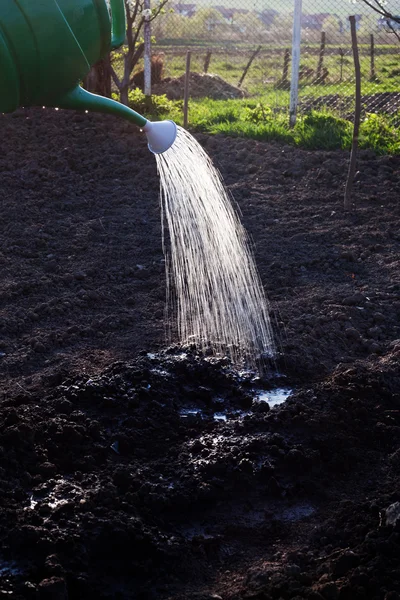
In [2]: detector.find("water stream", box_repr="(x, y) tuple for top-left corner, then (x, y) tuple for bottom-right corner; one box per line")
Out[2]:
(155, 127), (274, 370)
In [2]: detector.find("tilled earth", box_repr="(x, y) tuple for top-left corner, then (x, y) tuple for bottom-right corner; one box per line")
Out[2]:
(0, 108), (400, 600)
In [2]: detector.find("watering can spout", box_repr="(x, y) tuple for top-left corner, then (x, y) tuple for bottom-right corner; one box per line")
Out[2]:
(57, 86), (177, 153)
(143, 120), (178, 154)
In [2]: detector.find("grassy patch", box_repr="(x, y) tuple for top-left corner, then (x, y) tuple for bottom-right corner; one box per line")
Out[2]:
(359, 112), (400, 153)
(122, 88), (400, 153)
(155, 44), (400, 98)
(134, 95), (400, 153)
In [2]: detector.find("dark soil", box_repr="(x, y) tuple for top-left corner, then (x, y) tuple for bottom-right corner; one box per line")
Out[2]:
(1, 108), (400, 600)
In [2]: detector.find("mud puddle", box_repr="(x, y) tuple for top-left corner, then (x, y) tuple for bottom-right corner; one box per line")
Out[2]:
(1, 345), (400, 599)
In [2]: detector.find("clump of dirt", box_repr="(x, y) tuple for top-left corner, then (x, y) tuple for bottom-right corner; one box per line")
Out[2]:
(152, 72), (248, 100)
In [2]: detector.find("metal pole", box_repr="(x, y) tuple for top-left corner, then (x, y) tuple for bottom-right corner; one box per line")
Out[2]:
(183, 51), (191, 128)
(144, 0), (152, 97)
(289, 0), (302, 127)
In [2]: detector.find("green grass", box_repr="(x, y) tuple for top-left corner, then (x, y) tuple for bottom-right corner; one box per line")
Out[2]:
(183, 98), (355, 150)
(113, 41), (400, 154)
(132, 93), (400, 154)
(154, 45), (400, 98)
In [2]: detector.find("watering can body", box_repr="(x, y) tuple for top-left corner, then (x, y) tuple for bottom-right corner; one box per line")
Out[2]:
(0, 0), (177, 152)
(0, 0), (126, 111)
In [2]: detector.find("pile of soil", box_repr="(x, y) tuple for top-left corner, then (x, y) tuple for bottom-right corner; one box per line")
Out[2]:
(152, 72), (248, 100)
(0, 108), (400, 599)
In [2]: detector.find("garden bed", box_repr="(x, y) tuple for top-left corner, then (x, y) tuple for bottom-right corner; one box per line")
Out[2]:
(0, 108), (399, 599)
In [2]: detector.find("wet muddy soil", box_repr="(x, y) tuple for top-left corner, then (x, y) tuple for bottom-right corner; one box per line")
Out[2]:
(0, 108), (400, 599)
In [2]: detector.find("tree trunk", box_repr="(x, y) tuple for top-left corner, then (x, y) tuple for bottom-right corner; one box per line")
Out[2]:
(83, 56), (112, 97)
(120, 86), (129, 106)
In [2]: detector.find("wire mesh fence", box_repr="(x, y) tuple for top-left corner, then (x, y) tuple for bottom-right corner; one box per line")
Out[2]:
(110, 0), (400, 121)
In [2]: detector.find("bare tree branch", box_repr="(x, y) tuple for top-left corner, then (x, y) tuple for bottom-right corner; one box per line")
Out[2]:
(149, 0), (169, 22)
(128, 43), (145, 84)
(110, 64), (121, 88)
(387, 20), (400, 42)
(358, 0), (400, 22)
(112, 0), (169, 104)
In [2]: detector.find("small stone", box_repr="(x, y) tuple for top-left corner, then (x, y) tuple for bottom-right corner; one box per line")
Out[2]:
(252, 399), (270, 413)
(267, 476), (281, 496)
(389, 449), (400, 470)
(74, 271), (86, 281)
(319, 582), (339, 600)
(238, 458), (253, 473)
(342, 293), (365, 306)
(23, 582), (38, 599)
(385, 592), (400, 600)
(373, 312), (385, 323)
(33, 342), (46, 353)
(323, 160), (342, 175)
(286, 448), (306, 465)
(38, 577), (68, 600)
(368, 341), (381, 354)
(345, 328), (360, 341)
(340, 250), (356, 262)
(38, 462), (57, 477)
(44, 555), (65, 576)
(112, 467), (132, 489)
(385, 501), (400, 526)
(44, 260), (57, 273)
(190, 439), (205, 454)
(285, 563), (301, 576)
(332, 551), (360, 578)
(368, 326), (381, 339)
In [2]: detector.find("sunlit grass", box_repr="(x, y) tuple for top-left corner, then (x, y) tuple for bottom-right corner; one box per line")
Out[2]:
(139, 94), (400, 153)
(155, 45), (400, 98)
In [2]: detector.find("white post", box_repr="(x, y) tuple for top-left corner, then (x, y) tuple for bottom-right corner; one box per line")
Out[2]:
(144, 0), (152, 97)
(289, 0), (302, 127)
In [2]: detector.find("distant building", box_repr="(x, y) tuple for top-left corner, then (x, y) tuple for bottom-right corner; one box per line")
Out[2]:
(302, 13), (330, 29)
(213, 6), (249, 23)
(259, 9), (278, 27)
(342, 14), (362, 31)
(302, 13), (354, 33)
(378, 16), (400, 31)
(171, 3), (196, 18)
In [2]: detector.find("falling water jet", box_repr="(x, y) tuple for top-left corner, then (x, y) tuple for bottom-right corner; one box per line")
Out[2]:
(155, 127), (275, 371)
(0, 0), (271, 370)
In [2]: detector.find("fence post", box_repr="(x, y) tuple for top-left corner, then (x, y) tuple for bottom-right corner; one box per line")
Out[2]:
(238, 46), (262, 89)
(183, 51), (191, 128)
(289, 0), (302, 127)
(144, 0), (152, 98)
(344, 16), (361, 212)
(370, 34), (376, 81)
(204, 51), (212, 73)
(316, 31), (326, 83)
(281, 48), (290, 87)
(339, 47), (344, 83)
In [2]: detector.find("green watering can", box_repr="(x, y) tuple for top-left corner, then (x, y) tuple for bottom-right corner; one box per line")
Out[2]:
(0, 0), (176, 153)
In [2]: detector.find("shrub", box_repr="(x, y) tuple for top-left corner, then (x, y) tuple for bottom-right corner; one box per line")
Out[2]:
(112, 89), (180, 120)
(295, 111), (352, 150)
(360, 113), (400, 154)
